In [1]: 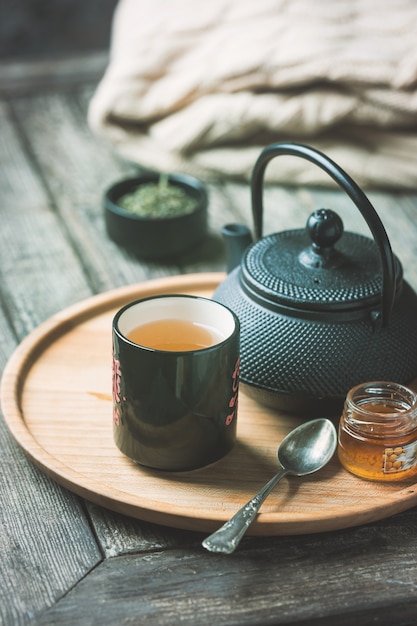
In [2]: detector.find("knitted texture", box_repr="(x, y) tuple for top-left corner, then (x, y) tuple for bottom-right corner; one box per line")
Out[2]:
(88, 0), (417, 188)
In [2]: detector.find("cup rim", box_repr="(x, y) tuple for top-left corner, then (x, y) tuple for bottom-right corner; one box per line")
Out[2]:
(113, 294), (240, 354)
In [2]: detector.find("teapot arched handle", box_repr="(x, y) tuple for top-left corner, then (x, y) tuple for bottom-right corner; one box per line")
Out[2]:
(251, 142), (396, 328)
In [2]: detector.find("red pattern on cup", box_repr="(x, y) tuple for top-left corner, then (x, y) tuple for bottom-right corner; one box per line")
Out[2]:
(226, 357), (240, 426)
(112, 354), (122, 426)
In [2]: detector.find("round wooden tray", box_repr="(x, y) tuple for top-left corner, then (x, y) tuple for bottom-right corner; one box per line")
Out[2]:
(2, 272), (417, 535)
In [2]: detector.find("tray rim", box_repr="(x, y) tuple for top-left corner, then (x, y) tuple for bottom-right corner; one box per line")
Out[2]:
(2, 272), (417, 536)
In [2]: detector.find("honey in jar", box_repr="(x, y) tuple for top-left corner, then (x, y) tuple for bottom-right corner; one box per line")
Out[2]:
(338, 381), (417, 481)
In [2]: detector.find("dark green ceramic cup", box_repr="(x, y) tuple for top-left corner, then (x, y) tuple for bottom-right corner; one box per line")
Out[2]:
(112, 295), (240, 471)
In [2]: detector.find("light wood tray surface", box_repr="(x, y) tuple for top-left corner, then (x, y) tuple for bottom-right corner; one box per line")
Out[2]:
(2, 272), (417, 535)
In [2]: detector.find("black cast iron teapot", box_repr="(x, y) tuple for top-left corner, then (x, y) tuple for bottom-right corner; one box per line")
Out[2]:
(213, 143), (417, 416)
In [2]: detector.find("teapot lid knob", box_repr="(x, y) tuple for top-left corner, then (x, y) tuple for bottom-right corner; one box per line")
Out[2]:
(299, 209), (344, 270)
(307, 209), (343, 252)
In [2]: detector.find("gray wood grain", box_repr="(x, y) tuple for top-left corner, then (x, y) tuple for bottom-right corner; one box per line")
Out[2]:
(0, 322), (102, 626)
(85, 503), (203, 558)
(34, 511), (417, 626)
(0, 101), (93, 336)
(0, 97), (103, 626)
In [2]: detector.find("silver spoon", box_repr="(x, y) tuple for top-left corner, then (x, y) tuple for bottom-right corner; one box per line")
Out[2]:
(202, 418), (337, 554)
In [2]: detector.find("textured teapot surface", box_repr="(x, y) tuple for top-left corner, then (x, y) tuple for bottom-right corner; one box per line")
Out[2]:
(214, 143), (417, 416)
(214, 268), (417, 416)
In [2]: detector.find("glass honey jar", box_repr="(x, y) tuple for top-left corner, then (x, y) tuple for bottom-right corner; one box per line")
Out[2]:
(338, 381), (417, 481)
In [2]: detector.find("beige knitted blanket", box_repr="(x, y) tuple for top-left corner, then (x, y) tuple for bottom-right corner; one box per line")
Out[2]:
(88, 0), (417, 188)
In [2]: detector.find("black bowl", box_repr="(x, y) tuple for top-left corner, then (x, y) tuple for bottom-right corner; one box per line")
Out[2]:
(104, 172), (208, 260)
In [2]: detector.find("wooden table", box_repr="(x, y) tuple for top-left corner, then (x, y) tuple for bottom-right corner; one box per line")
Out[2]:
(1, 55), (417, 626)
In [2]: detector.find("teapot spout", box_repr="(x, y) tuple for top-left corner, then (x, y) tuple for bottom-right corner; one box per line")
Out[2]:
(221, 223), (253, 273)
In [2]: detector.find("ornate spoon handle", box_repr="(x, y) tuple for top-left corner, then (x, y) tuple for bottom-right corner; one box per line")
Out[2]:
(202, 468), (288, 554)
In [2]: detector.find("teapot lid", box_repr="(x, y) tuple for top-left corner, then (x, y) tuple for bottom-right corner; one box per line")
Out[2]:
(241, 208), (402, 315)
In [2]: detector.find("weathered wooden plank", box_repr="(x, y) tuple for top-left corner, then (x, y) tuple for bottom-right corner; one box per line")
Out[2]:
(0, 98), (104, 625)
(85, 503), (203, 558)
(10, 90), (157, 289)
(0, 53), (110, 96)
(0, 100), (93, 336)
(0, 444), (102, 626)
(34, 510), (417, 626)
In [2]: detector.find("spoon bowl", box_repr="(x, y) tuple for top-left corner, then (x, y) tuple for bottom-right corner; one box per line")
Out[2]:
(202, 418), (337, 554)
(277, 418), (337, 475)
